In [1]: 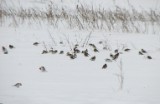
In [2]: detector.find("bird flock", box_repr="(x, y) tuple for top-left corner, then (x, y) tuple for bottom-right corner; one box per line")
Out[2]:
(1, 41), (152, 88)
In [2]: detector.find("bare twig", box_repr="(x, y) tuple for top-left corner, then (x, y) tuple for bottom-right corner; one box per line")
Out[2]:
(48, 31), (57, 46)
(82, 31), (92, 47)
(43, 41), (48, 51)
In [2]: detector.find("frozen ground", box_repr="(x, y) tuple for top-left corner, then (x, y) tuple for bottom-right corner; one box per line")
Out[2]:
(0, 0), (160, 104)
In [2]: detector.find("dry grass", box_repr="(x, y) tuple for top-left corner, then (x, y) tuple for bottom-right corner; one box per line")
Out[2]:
(0, 1), (160, 34)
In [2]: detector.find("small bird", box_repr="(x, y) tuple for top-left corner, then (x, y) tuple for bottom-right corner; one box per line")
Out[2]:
(102, 64), (107, 69)
(75, 44), (79, 47)
(33, 42), (39, 46)
(84, 51), (89, 57)
(93, 48), (99, 52)
(82, 49), (88, 53)
(112, 53), (119, 60)
(67, 52), (72, 56)
(74, 47), (80, 53)
(13, 83), (22, 88)
(103, 47), (107, 50)
(42, 50), (48, 54)
(124, 48), (130, 52)
(110, 53), (114, 59)
(90, 56), (96, 61)
(59, 51), (64, 54)
(82, 49), (89, 57)
(114, 49), (118, 53)
(70, 54), (77, 59)
(99, 41), (103, 44)
(39, 66), (46, 72)
(75, 49), (80, 53)
(49, 50), (58, 54)
(139, 51), (143, 55)
(9, 45), (15, 49)
(147, 56), (152, 59)
(141, 49), (147, 53)
(89, 43), (96, 49)
(2, 46), (8, 54)
(105, 58), (112, 62)
(59, 41), (63, 44)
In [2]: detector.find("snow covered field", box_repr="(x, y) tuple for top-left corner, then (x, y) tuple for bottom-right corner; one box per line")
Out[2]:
(0, 0), (160, 104)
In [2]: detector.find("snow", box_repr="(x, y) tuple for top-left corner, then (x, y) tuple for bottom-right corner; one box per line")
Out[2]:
(1, 0), (160, 104)
(2, 0), (160, 10)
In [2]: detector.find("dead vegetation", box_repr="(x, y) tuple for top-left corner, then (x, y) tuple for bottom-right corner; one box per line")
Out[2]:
(0, 1), (160, 34)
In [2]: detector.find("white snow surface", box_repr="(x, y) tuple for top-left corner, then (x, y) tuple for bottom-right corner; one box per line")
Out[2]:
(1, 0), (160, 104)
(2, 0), (160, 11)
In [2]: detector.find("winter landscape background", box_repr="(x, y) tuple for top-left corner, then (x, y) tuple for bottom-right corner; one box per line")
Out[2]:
(0, 0), (160, 104)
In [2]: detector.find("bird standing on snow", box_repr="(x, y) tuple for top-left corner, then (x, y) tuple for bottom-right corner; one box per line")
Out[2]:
(89, 43), (96, 49)
(124, 48), (130, 52)
(110, 53), (114, 59)
(141, 49), (147, 53)
(13, 83), (22, 88)
(82, 49), (89, 57)
(110, 53), (120, 60)
(105, 58), (112, 62)
(93, 48), (99, 52)
(2, 46), (8, 54)
(39, 66), (47, 72)
(84, 51), (89, 57)
(147, 56), (152, 59)
(102, 64), (107, 69)
(70, 54), (77, 59)
(139, 51), (143, 55)
(49, 50), (58, 54)
(9, 45), (15, 49)
(42, 50), (48, 54)
(33, 42), (39, 46)
(114, 49), (118, 53)
(74, 46), (80, 54)
(112, 53), (119, 60)
(59, 50), (64, 54)
(90, 56), (96, 61)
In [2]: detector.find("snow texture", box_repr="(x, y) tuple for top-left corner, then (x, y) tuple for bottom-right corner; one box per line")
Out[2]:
(0, 0), (160, 104)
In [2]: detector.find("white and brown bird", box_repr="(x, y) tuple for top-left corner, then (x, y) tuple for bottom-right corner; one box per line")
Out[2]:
(112, 53), (119, 60)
